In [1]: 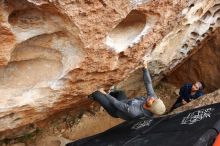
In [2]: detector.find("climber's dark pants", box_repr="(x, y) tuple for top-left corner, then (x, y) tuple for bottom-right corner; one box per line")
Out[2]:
(91, 90), (128, 118)
(109, 90), (128, 101)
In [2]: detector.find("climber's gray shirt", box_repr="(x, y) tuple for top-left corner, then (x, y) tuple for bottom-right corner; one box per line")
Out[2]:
(104, 68), (156, 121)
(105, 94), (153, 120)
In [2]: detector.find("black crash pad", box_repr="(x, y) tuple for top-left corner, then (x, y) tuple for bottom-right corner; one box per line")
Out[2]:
(66, 103), (220, 146)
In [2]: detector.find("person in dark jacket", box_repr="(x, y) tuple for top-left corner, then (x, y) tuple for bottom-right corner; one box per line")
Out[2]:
(88, 66), (166, 121)
(170, 82), (205, 111)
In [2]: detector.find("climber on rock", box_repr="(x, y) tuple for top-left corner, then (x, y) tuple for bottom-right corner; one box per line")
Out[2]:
(88, 64), (166, 121)
(170, 81), (205, 111)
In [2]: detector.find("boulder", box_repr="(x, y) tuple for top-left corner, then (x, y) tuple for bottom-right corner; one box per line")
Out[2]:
(0, 0), (219, 139)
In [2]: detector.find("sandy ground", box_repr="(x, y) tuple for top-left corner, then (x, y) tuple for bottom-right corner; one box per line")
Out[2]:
(20, 108), (123, 146)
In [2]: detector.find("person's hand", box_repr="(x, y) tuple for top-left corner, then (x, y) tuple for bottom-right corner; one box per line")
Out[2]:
(140, 58), (148, 69)
(182, 100), (187, 105)
(143, 61), (148, 69)
(189, 98), (193, 101)
(146, 97), (155, 107)
(98, 88), (106, 94)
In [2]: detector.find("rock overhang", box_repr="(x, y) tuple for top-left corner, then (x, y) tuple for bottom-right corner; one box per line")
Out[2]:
(0, 0), (219, 138)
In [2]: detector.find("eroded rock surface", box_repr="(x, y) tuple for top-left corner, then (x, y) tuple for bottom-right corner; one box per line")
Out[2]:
(166, 27), (220, 93)
(146, 0), (220, 81)
(0, 0), (187, 136)
(0, 0), (220, 140)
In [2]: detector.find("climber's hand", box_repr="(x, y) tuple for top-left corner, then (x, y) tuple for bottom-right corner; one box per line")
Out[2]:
(182, 100), (187, 105)
(144, 63), (148, 69)
(142, 60), (148, 69)
(98, 88), (107, 94)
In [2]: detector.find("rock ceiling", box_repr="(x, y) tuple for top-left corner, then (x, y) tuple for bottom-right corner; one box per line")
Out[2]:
(0, 0), (219, 136)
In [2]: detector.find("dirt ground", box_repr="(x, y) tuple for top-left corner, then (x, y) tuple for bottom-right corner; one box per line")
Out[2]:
(0, 107), (122, 146)
(36, 109), (123, 146)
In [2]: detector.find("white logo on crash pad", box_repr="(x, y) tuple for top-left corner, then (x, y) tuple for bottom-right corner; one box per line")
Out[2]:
(131, 119), (153, 130)
(181, 108), (215, 125)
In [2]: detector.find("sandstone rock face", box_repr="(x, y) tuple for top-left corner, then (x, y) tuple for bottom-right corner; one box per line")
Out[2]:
(166, 27), (220, 93)
(146, 0), (219, 80)
(0, 0), (219, 139)
(118, 0), (220, 96)
(114, 0), (220, 114)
